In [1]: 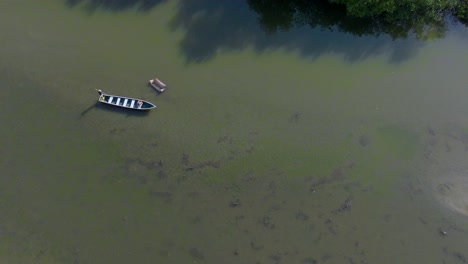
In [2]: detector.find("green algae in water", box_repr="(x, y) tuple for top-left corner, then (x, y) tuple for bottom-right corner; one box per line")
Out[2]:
(347, 124), (420, 194)
(197, 123), (420, 196)
(375, 125), (418, 159)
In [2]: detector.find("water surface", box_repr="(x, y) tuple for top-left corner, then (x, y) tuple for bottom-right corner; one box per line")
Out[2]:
(1, 0), (468, 263)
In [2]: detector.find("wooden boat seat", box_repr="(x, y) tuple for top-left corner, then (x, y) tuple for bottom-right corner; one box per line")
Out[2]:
(149, 78), (167, 93)
(96, 90), (155, 110)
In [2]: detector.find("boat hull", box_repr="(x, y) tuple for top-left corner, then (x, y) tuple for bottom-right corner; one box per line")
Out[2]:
(97, 92), (156, 110)
(149, 78), (167, 93)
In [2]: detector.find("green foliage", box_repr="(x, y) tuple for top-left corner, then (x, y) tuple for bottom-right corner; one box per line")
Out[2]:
(332, 0), (461, 23)
(248, 0), (467, 40)
(455, 0), (468, 24)
(331, 0), (399, 18)
(331, 0), (468, 38)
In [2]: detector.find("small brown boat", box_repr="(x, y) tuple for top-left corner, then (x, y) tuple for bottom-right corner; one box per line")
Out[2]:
(149, 78), (167, 93)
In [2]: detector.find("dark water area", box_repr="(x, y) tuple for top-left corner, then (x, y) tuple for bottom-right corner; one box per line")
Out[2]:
(1, 0), (468, 263)
(62, 0), (446, 63)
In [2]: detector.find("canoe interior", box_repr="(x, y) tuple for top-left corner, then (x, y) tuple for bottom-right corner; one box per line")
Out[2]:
(150, 83), (166, 92)
(99, 94), (156, 110)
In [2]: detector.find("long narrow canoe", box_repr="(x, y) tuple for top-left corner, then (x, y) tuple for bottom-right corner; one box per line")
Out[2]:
(96, 90), (156, 110)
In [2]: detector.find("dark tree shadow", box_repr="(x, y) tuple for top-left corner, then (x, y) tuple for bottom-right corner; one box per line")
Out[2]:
(169, 0), (263, 63)
(63, 0), (467, 64)
(64, 0), (167, 12)
(168, 0), (449, 64)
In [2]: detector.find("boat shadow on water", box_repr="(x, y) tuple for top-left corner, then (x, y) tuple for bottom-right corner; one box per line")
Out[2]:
(80, 102), (151, 118)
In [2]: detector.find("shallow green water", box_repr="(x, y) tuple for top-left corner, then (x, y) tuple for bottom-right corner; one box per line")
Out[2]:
(1, 0), (468, 263)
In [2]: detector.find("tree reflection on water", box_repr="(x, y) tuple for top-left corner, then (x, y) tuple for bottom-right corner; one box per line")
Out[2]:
(64, 0), (168, 11)
(63, 0), (467, 64)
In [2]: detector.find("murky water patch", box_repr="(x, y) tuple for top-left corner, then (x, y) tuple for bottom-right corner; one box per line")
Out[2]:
(1, 0), (468, 263)
(421, 122), (468, 218)
(433, 171), (468, 217)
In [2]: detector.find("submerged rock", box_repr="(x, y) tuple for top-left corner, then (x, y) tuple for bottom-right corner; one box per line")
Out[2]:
(229, 199), (241, 207)
(358, 134), (370, 147)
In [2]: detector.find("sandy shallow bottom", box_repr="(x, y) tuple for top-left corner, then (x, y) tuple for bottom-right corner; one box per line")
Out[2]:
(434, 172), (468, 217)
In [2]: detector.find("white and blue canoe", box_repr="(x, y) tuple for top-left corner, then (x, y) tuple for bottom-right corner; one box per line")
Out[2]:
(96, 90), (156, 110)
